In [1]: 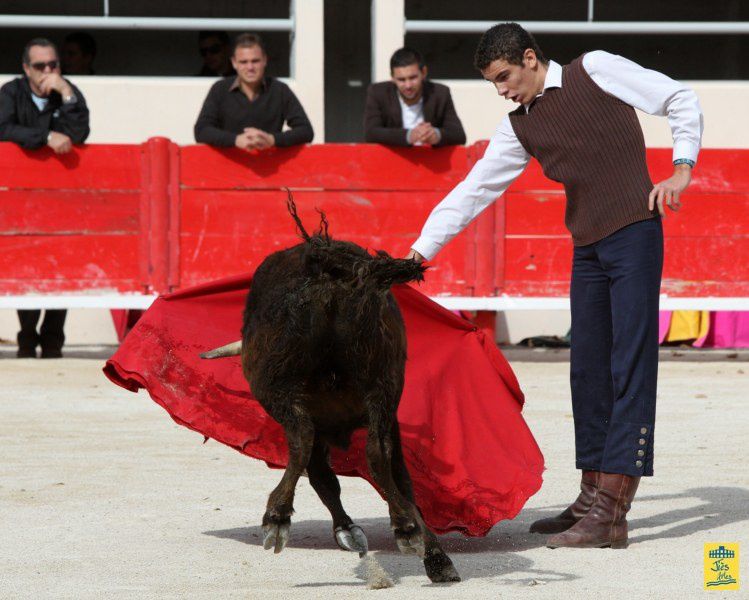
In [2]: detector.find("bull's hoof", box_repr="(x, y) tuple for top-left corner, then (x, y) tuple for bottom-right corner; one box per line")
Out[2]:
(335, 524), (368, 557)
(262, 515), (291, 554)
(394, 522), (425, 558)
(424, 549), (461, 583)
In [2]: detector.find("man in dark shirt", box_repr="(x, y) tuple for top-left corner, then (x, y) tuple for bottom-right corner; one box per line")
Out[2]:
(0, 37), (90, 358)
(364, 48), (465, 147)
(194, 33), (313, 150)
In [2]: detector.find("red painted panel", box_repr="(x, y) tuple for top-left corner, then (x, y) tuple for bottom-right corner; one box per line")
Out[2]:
(507, 150), (749, 194)
(0, 278), (141, 294)
(177, 189), (473, 296)
(0, 236), (140, 289)
(179, 144), (469, 191)
(505, 192), (568, 236)
(501, 235), (749, 296)
(504, 192), (749, 237)
(0, 191), (139, 234)
(504, 238), (573, 286)
(646, 148), (749, 194)
(0, 142), (142, 190)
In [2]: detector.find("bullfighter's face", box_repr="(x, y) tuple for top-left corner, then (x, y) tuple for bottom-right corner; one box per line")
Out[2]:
(481, 48), (545, 107)
(391, 63), (427, 105)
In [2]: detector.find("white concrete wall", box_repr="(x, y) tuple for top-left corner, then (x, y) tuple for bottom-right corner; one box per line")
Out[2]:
(447, 79), (749, 148)
(1, 76), (744, 148)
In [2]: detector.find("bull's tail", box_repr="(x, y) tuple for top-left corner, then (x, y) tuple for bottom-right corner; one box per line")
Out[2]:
(200, 340), (242, 359)
(358, 251), (427, 289)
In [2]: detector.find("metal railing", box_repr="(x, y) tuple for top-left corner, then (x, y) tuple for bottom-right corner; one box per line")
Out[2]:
(0, 15), (293, 31)
(406, 20), (749, 35)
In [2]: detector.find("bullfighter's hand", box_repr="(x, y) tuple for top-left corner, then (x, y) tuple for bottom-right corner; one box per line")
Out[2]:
(405, 248), (425, 262)
(39, 73), (72, 98)
(648, 163), (691, 218)
(47, 131), (72, 154)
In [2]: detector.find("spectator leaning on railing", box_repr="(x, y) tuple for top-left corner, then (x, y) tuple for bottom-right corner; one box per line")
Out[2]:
(0, 37), (90, 358)
(194, 33), (313, 151)
(364, 47), (466, 147)
(0, 37), (90, 153)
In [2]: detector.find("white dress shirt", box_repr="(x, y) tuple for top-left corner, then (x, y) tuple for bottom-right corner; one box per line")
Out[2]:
(399, 95), (425, 129)
(411, 51), (704, 261)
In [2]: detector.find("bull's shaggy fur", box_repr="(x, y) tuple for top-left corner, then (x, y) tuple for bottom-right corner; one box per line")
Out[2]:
(238, 193), (460, 583)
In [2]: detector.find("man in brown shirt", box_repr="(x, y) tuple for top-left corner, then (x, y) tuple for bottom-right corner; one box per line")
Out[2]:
(364, 47), (465, 147)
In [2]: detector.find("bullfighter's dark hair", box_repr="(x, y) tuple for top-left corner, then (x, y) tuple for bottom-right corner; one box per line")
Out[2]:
(474, 22), (547, 71)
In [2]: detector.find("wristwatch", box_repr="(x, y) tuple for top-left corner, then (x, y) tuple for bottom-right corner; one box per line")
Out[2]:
(62, 93), (77, 105)
(673, 158), (695, 168)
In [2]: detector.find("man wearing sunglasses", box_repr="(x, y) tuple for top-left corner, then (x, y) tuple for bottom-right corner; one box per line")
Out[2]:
(0, 37), (90, 359)
(0, 37), (90, 155)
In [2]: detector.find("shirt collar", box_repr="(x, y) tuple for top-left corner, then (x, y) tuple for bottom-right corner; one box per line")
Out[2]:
(230, 77), (268, 93)
(524, 60), (562, 112)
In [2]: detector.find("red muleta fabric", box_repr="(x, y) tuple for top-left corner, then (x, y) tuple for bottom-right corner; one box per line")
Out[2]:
(103, 272), (544, 536)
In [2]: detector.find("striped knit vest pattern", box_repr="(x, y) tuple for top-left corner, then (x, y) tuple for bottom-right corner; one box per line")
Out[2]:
(508, 54), (656, 246)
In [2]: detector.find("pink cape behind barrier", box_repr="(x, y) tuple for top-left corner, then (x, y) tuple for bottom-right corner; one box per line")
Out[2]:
(104, 273), (544, 536)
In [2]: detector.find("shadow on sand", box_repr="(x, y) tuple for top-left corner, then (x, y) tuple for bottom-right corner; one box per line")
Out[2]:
(204, 485), (748, 586)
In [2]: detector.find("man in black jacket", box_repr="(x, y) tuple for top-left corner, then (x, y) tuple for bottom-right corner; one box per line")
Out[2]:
(0, 38), (90, 358)
(364, 48), (466, 147)
(194, 33), (313, 150)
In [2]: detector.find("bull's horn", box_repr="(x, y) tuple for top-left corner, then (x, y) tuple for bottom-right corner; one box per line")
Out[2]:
(200, 340), (242, 359)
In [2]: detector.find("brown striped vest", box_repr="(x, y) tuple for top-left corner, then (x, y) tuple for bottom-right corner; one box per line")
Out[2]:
(508, 54), (656, 246)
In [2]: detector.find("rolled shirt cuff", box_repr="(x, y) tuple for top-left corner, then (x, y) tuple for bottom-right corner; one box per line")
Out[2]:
(410, 237), (443, 261)
(672, 140), (699, 165)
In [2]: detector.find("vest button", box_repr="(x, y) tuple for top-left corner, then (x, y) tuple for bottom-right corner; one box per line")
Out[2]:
(640, 427), (648, 434)
(638, 438), (646, 445)
(635, 460), (643, 468)
(637, 450), (645, 457)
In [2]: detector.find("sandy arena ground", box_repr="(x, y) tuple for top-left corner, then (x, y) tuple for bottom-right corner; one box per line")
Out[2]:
(1, 347), (747, 599)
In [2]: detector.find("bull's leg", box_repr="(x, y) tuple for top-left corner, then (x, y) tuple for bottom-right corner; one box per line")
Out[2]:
(262, 407), (315, 554)
(364, 416), (425, 557)
(389, 422), (460, 583)
(307, 436), (368, 556)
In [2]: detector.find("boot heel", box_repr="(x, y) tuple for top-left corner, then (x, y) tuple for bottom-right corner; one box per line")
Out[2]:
(610, 538), (628, 549)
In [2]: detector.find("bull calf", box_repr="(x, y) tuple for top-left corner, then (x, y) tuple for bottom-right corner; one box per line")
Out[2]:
(202, 194), (460, 583)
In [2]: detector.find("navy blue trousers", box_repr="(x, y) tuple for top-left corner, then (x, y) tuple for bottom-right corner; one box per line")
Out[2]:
(570, 218), (663, 477)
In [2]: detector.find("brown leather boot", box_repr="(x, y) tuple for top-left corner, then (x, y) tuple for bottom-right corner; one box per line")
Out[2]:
(529, 470), (600, 534)
(546, 472), (640, 549)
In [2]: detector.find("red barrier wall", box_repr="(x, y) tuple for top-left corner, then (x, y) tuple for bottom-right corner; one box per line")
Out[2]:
(1, 140), (747, 299)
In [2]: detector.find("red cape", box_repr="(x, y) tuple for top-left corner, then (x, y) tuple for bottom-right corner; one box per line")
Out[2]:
(104, 273), (544, 536)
